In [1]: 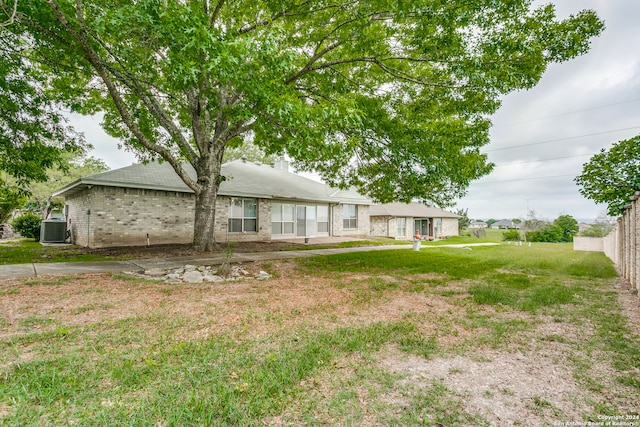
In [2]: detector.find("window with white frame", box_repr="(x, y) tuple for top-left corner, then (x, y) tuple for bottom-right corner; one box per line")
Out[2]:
(271, 203), (295, 235)
(397, 217), (406, 238)
(317, 205), (329, 233)
(342, 204), (357, 229)
(228, 198), (257, 232)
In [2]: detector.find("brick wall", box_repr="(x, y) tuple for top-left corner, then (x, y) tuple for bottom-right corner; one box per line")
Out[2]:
(370, 217), (391, 237)
(332, 204), (370, 237)
(66, 186), (368, 247)
(214, 197), (271, 243)
(441, 218), (459, 237)
(66, 186), (195, 248)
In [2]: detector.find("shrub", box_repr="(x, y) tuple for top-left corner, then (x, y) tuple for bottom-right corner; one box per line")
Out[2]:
(502, 229), (521, 241)
(526, 224), (563, 243)
(12, 213), (42, 241)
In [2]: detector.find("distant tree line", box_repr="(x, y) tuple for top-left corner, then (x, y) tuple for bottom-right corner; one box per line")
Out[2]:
(460, 208), (617, 243)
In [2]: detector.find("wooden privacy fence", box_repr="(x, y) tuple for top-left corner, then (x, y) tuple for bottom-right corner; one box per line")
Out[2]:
(605, 191), (640, 294)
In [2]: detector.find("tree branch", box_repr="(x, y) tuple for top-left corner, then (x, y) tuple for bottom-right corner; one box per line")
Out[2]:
(209, 0), (225, 28)
(71, 1), (200, 164)
(0, 0), (18, 27)
(237, 1), (354, 35)
(43, 0), (201, 193)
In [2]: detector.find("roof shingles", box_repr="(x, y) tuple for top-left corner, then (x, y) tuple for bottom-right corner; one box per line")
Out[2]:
(53, 159), (371, 205)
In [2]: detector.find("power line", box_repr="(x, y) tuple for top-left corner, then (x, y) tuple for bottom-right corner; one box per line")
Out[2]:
(493, 152), (594, 167)
(473, 173), (577, 185)
(512, 98), (640, 124)
(487, 125), (640, 152)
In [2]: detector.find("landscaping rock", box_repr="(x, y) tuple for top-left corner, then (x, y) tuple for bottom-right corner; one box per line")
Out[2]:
(182, 270), (204, 283)
(255, 271), (272, 281)
(144, 268), (166, 277)
(135, 262), (273, 284)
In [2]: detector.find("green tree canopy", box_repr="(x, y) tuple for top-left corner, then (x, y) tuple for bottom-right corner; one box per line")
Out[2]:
(525, 214), (577, 243)
(455, 207), (470, 234)
(222, 140), (277, 165)
(1, 152), (108, 221)
(25, 153), (109, 215)
(553, 214), (578, 242)
(0, 186), (26, 224)
(3, 0), (604, 251)
(0, 18), (84, 188)
(575, 135), (640, 216)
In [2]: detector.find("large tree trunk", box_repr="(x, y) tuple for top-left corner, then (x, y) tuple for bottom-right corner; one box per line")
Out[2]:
(193, 180), (220, 252)
(191, 143), (225, 252)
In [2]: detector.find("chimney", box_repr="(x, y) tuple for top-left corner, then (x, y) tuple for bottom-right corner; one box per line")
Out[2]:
(273, 157), (289, 172)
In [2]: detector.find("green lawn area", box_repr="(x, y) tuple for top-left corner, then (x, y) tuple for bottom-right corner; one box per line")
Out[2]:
(1, 242), (638, 426)
(0, 229), (504, 265)
(0, 239), (131, 265)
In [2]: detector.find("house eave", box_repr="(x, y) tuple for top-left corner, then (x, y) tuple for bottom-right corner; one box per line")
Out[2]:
(52, 179), (195, 198)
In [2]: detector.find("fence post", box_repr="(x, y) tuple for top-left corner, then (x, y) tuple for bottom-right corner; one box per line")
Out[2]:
(629, 191), (640, 292)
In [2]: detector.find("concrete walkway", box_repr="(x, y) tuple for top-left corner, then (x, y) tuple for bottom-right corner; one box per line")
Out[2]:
(0, 244), (407, 281)
(0, 242), (500, 281)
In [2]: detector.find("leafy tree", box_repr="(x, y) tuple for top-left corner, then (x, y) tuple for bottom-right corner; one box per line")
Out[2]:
(25, 154), (109, 216)
(526, 215), (577, 242)
(526, 224), (563, 243)
(2, 153), (108, 220)
(0, 17), (84, 188)
(553, 214), (578, 242)
(455, 207), (470, 234)
(4, 1), (604, 251)
(575, 135), (640, 216)
(223, 140), (277, 165)
(486, 219), (498, 227)
(0, 186), (26, 224)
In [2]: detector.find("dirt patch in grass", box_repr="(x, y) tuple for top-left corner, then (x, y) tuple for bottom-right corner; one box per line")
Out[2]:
(1, 263), (639, 425)
(381, 349), (584, 427)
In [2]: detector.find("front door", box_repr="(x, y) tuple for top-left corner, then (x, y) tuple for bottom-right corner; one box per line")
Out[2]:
(414, 219), (430, 237)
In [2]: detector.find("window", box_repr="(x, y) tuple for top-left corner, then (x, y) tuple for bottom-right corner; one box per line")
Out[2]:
(343, 204), (357, 229)
(229, 198), (257, 232)
(435, 218), (442, 236)
(397, 217), (406, 238)
(317, 205), (329, 233)
(272, 203), (295, 235)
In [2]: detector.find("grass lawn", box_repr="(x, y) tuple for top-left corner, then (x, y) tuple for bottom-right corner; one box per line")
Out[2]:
(0, 239), (132, 265)
(1, 243), (638, 426)
(0, 238), (392, 265)
(0, 229), (504, 265)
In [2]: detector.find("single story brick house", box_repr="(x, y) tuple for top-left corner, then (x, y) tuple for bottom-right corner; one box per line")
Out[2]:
(369, 202), (461, 240)
(53, 159), (371, 248)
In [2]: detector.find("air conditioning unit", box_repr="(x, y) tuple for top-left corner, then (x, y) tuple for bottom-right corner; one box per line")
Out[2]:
(40, 220), (67, 243)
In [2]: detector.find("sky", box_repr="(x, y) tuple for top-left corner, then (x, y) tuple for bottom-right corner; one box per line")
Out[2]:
(456, 0), (640, 221)
(70, 0), (640, 223)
